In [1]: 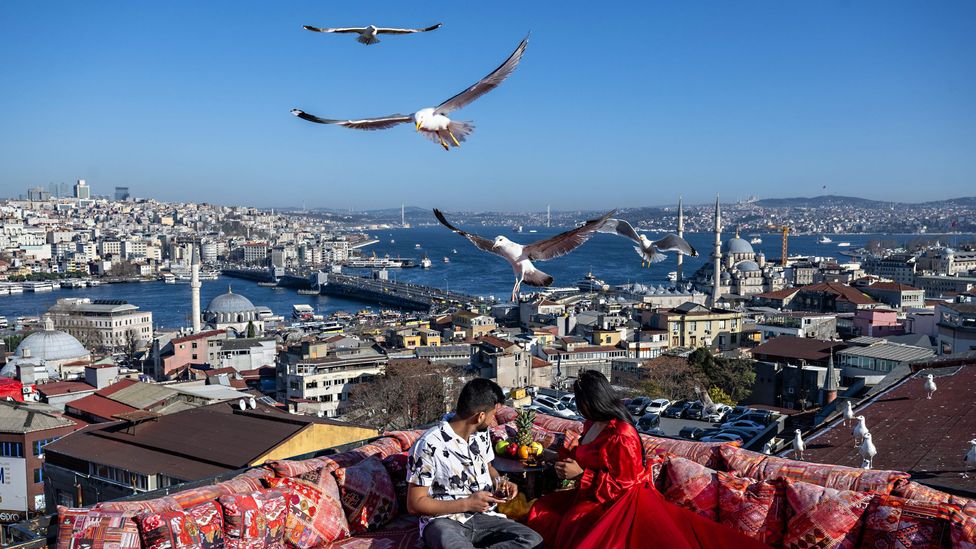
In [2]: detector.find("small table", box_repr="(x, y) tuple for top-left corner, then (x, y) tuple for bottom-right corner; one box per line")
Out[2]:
(493, 456), (549, 499)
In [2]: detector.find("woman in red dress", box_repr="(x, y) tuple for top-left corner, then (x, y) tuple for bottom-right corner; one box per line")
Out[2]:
(526, 371), (768, 549)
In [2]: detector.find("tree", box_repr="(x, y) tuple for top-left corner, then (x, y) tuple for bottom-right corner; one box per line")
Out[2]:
(688, 348), (756, 404)
(707, 387), (735, 406)
(246, 321), (256, 338)
(633, 356), (704, 402)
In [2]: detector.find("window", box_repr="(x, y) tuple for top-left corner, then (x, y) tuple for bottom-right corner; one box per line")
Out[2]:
(33, 468), (43, 484)
(90, 462), (149, 490)
(158, 475), (185, 488)
(33, 437), (59, 456)
(0, 442), (23, 458)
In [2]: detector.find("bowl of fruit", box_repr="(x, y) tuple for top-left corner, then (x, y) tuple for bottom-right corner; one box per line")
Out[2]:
(494, 408), (545, 465)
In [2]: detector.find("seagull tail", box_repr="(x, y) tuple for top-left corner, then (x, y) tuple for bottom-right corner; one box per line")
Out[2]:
(358, 35), (380, 45)
(447, 120), (474, 144)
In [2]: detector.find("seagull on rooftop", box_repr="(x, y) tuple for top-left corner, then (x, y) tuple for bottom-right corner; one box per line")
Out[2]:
(597, 219), (698, 267)
(302, 23), (442, 45)
(842, 400), (854, 427)
(793, 430), (805, 461)
(292, 35), (528, 151)
(965, 440), (976, 472)
(924, 373), (937, 399)
(433, 208), (615, 302)
(859, 432), (877, 469)
(853, 415), (869, 448)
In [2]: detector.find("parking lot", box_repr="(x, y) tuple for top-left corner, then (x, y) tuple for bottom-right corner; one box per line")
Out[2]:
(658, 417), (716, 438)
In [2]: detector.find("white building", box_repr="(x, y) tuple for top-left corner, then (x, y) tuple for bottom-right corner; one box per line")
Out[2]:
(47, 298), (153, 350)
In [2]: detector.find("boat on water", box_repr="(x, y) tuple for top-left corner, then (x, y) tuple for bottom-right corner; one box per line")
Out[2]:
(667, 271), (678, 282)
(86, 279), (102, 287)
(443, 257), (450, 264)
(390, 239), (395, 244)
(749, 237), (762, 244)
(452, 249), (458, 254)
(818, 236), (833, 244)
(160, 273), (177, 284)
(514, 225), (523, 233)
(344, 257), (404, 269)
(61, 279), (88, 289)
(577, 271), (609, 292)
(836, 242), (851, 247)
(528, 229), (538, 233)
(414, 243), (422, 249)
(2, 283), (24, 295)
(23, 281), (55, 292)
(292, 304), (315, 320)
(420, 255), (432, 269)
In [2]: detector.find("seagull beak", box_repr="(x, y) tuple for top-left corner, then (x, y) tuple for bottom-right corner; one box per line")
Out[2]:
(492, 242), (499, 249)
(415, 121), (421, 131)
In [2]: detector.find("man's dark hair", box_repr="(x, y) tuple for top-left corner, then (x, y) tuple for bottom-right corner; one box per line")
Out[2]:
(455, 378), (505, 419)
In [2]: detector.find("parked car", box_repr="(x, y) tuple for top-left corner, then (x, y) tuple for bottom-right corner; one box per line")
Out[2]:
(643, 427), (666, 437)
(558, 394), (577, 411)
(533, 396), (577, 419)
(700, 432), (744, 443)
(725, 406), (752, 422)
(636, 412), (661, 434)
(626, 397), (653, 416)
(719, 419), (765, 434)
(678, 426), (706, 440)
(718, 428), (760, 441)
(682, 401), (705, 420)
(737, 411), (776, 426)
(644, 398), (671, 415)
(703, 404), (732, 423)
(662, 400), (690, 418)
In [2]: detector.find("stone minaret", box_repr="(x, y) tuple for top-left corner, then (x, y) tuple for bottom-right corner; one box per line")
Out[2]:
(190, 242), (201, 333)
(676, 197), (684, 282)
(711, 196), (722, 306)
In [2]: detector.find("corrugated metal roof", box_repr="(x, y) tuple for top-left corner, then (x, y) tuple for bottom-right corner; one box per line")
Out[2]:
(838, 342), (934, 362)
(107, 382), (177, 409)
(0, 401), (76, 433)
(66, 394), (138, 420)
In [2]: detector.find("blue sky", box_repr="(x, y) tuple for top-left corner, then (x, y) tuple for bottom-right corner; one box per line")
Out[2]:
(1, 1), (974, 210)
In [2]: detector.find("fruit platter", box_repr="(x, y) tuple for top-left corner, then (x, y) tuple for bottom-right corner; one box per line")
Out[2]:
(494, 408), (545, 466)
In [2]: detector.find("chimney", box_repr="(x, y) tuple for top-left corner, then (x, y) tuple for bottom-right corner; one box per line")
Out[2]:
(821, 349), (839, 406)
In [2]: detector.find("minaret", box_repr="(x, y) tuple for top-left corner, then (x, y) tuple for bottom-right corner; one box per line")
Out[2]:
(711, 196), (722, 306)
(676, 197), (684, 282)
(190, 242), (201, 333)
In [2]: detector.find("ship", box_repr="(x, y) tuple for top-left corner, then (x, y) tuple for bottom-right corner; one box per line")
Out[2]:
(414, 243), (422, 249)
(514, 225), (523, 233)
(420, 255), (432, 269)
(818, 236), (833, 244)
(667, 271), (678, 282)
(452, 248), (458, 254)
(577, 272), (609, 292)
(292, 304), (315, 320)
(344, 257), (404, 269)
(160, 273), (177, 284)
(749, 237), (762, 244)
(443, 256), (450, 264)
(836, 242), (851, 247)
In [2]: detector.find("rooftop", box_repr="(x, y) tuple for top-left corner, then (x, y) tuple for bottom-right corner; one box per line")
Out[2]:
(837, 341), (935, 363)
(750, 336), (846, 362)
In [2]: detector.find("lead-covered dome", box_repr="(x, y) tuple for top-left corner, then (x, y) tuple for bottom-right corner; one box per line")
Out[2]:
(14, 317), (88, 362)
(724, 237), (754, 255)
(205, 288), (256, 314)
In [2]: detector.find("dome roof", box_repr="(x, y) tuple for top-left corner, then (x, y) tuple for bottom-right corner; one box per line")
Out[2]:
(724, 237), (754, 255)
(15, 320), (88, 362)
(206, 288), (256, 314)
(736, 260), (761, 272)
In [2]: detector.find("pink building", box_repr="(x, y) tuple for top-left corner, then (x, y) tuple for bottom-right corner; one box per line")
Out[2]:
(852, 308), (905, 337)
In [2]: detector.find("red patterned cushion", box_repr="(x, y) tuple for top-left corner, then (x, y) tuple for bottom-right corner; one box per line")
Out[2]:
(325, 515), (420, 548)
(94, 496), (182, 513)
(136, 509), (203, 549)
(951, 509), (976, 548)
(720, 445), (908, 494)
(662, 456), (720, 520)
(381, 430), (424, 451)
(186, 502), (225, 549)
(532, 414), (583, 434)
(266, 456), (335, 479)
(382, 452), (410, 513)
(783, 479), (872, 549)
(951, 496), (976, 517)
(644, 435), (732, 469)
(56, 507), (140, 549)
(861, 494), (952, 549)
(334, 456), (397, 533)
(172, 475), (271, 510)
(493, 405), (517, 425)
(716, 472), (785, 546)
(891, 479), (953, 503)
(218, 489), (289, 549)
(266, 476), (349, 547)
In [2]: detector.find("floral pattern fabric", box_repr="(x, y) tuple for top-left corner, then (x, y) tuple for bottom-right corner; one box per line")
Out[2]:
(860, 494), (952, 549)
(662, 456), (720, 521)
(136, 510), (203, 549)
(186, 502), (225, 549)
(335, 456), (398, 533)
(266, 475), (350, 547)
(716, 472), (785, 546)
(217, 489), (289, 549)
(56, 507), (141, 549)
(783, 479), (872, 549)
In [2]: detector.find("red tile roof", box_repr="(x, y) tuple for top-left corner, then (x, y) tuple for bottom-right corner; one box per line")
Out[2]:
(801, 282), (876, 305)
(755, 287), (801, 300)
(478, 335), (518, 350)
(531, 357), (551, 369)
(863, 281), (922, 292)
(96, 378), (139, 397)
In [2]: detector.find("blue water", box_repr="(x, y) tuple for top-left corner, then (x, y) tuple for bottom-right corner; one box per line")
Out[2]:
(0, 230), (970, 327)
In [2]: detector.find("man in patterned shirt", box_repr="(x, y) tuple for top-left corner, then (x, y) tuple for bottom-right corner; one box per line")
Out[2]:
(407, 378), (542, 549)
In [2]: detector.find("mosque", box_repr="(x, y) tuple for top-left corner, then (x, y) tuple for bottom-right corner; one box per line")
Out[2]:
(1, 316), (92, 381)
(191, 244), (264, 336)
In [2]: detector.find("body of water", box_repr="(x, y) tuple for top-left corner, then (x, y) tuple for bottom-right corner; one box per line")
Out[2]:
(0, 229), (970, 327)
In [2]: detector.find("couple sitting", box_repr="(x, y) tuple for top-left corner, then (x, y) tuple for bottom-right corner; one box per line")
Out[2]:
(407, 372), (767, 549)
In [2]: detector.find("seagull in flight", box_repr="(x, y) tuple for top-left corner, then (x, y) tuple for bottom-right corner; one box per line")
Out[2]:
(433, 208), (615, 302)
(598, 218), (698, 267)
(302, 23), (442, 46)
(292, 36), (528, 151)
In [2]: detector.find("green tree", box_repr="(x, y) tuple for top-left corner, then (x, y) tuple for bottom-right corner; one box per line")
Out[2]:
(707, 387), (735, 406)
(246, 321), (256, 338)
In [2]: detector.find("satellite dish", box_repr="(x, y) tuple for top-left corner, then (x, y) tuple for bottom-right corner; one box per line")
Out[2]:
(238, 399), (247, 410)
(249, 397), (257, 409)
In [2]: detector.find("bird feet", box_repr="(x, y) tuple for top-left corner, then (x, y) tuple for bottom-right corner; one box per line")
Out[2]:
(439, 137), (449, 151)
(449, 130), (461, 147)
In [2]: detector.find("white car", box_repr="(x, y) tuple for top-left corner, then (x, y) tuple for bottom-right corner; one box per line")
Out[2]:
(533, 396), (577, 419)
(558, 394), (576, 410)
(643, 398), (671, 415)
(719, 419), (765, 433)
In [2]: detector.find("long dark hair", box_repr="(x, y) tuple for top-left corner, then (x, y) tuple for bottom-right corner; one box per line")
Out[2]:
(573, 370), (634, 424)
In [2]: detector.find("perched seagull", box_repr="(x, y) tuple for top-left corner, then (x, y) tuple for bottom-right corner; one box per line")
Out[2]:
(852, 415), (869, 448)
(433, 208), (615, 302)
(793, 430), (805, 461)
(965, 440), (976, 471)
(842, 401), (855, 427)
(762, 440), (775, 455)
(302, 23), (442, 46)
(292, 36), (528, 150)
(597, 219), (698, 267)
(924, 373), (937, 399)
(859, 432), (877, 469)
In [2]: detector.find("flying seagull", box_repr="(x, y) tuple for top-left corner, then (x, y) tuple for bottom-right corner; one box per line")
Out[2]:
(292, 36), (528, 151)
(598, 218), (698, 267)
(302, 23), (442, 45)
(433, 208), (615, 302)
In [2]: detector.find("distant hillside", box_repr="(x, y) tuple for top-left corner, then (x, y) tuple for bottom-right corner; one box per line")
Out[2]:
(753, 195), (976, 208)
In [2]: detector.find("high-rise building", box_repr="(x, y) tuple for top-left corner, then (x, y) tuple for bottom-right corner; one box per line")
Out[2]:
(114, 187), (130, 201)
(27, 187), (51, 201)
(73, 180), (90, 200)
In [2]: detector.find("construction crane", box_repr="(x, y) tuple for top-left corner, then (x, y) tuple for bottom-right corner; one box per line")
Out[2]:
(767, 224), (792, 266)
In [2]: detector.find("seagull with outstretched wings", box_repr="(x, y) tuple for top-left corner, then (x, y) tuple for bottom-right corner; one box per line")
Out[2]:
(303, 23), (442, 45)
(598, 218), (698, 267)
(434, 208), (615, 302)
(292, 36), (528, 150)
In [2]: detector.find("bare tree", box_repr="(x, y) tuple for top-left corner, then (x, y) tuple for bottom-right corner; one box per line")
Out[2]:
(633, 356), (705, 402)
(346, 359), (466, 431)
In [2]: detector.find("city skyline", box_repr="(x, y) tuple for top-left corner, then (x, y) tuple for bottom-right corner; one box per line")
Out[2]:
(2, 1), (975, 209)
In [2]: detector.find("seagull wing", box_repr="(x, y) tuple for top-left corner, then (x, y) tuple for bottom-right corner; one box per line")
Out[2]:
(434, 36), (528, 115)
(524, 210), (616, 261)
(652, 234), (698, 256)
(291, 109), (412, 131)
(597, 218), (642, 245)
(376, 23), (442, 34)
(433, 209), (501, 257)
(303, 26), (367, 33)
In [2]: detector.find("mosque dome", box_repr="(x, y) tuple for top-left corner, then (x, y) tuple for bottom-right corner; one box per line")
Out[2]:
(14, 317), (88, 362)
(205, 288), (256, 315)
(724, 237), (754, 255)
(735, 260), (761, 272)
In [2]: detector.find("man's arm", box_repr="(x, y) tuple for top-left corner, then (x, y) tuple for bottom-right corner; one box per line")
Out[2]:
(487, 464), (518, 500)
(406, 483), (501, 516)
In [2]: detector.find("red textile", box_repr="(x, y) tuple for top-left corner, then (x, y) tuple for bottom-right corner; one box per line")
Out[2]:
(527, 419), (768, 549)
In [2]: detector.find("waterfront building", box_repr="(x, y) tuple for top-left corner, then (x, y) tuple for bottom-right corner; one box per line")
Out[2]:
(242, 242), (269, 264)
(47, 298), (153, 350)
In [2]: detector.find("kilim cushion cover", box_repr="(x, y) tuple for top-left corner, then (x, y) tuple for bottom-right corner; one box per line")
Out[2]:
(381, 452), (410, 515)
(186, 502), (226, 549)
(662, 456), (720, 521)
(860, 494), (952, 549)
(381, 430), (424, 452)
(890, 479), (953, 504)
(644, 436), (734, 470)
(94, 496), (182, 514)
(950, 509), (976, 549)
(266, 476), (350, 547)
(783, 479), (873, 549)
(218, 489), (289, 549)
(136, 509), (204, 549)
(333, 456), (397, 533)
(56, 507), (141, 549)
(716, 471), (785, 546)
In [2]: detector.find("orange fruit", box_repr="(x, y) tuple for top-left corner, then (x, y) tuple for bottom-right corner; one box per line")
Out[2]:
(518, 444), (531, 460)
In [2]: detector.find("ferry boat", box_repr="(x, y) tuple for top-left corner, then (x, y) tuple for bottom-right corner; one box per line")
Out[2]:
(577, 272), (609, 292)
(452, 249), (458, 254)
(160, 273), (177, 284)
(818, 236), (833, 244)
(749, 237), (762, 244)
(1, 283), (24, 294)
(420, 255), (432, 269)
(344, 257), (404, 269)
(23, 281), (55, 292)
(292, 304), (315, 320)
(443, 257), (450, 264)
(514, 225), (523, 233)
(836, 242), (851, 247)
(62, 279), (88, 288)
(667, 271), (678, 282)
(414, 243), (422, 249)
(86, 279), (102, 287)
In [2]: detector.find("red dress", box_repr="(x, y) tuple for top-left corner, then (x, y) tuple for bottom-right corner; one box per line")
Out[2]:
(527, 419), (769, 549)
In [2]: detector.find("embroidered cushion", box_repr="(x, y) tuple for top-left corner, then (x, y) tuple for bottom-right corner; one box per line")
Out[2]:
(891, 479), (952, 503)
(266, 475), (349, 547)
(334, 455), (397, 533)
(716, 471), (785, 546)
(382, 452), (410, 514)
(644, 436), (733, 469)
(381, 430), (424, 451)
(186, 502), (225, 549)
(136, 509), (203, 549)
(218, 489), (289, 549)
(950, 509), (976, 549)
(860, 494), (952, 549)
(783, 479), (873, 549)
(56, 507), (141, 549)
(94, 496), (182, 513)
(662, 456), (720, 520)
(265, 456), (335, 479)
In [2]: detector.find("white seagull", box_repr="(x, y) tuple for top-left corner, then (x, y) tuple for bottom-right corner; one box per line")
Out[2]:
(859, 432), (877, 469)
(302, 23), (442, 46)
(292, 36), (528, 150)
(597, 219), (698, 267)
(923, 373), (937, 399)
(842, 400), (855, 427)
(434, 208), (615, 302)
(965, 440), (976, 472)
(793, 429), (805, 461)
(852, 415), (869, 448)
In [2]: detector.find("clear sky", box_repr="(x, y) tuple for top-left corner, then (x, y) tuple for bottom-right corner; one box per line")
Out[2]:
(1, 1), (974, 210)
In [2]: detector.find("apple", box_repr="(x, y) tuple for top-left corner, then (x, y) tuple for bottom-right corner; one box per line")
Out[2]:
(506, 443), (519, 458)
(494, 440), (510, 455)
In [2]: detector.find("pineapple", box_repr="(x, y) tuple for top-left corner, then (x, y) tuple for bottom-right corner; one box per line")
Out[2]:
(514, 407), (536, 449)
